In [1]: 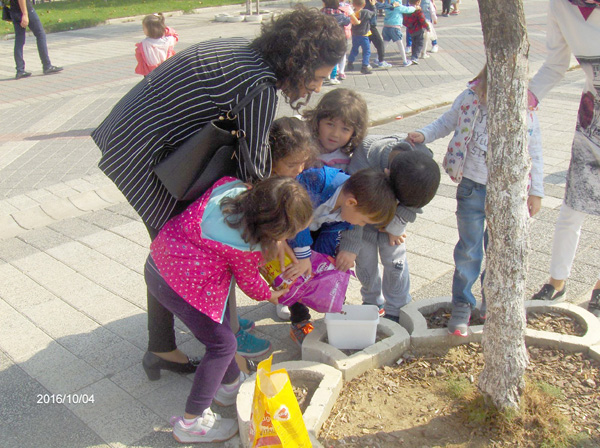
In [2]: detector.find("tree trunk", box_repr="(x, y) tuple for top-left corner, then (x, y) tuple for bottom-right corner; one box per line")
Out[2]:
(256, 0), (260, 15)
(477, 0), (530, 410)
(246, 0), (251, 16)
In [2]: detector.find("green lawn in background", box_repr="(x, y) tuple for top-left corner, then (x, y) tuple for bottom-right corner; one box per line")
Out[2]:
(1, 0), (243, 36)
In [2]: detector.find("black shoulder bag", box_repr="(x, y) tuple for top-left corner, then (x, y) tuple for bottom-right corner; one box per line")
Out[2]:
(152, 82), (273, 202)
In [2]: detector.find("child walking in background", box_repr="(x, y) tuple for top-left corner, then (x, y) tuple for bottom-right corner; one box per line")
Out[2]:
(420, 0), (439, 56)
(364, 0), (391, 68)
(145, 176), (312, 443)
(347, 0), (376, 74)
(285, 167), (398, 344)
(403, 0), (430, 64)
(337, 136), (441, 321)
(321, 0), (351, 85)
(377, 0), (417, 66)
(450, 0), (460, 15)
(337, 0), (355, 80)
(135, 13), (178, 76)
(407, 66), (544, 337)
(304, 88), (369, 170)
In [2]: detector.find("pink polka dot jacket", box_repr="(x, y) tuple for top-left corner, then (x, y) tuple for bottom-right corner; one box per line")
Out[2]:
(150, 177), (271, 324)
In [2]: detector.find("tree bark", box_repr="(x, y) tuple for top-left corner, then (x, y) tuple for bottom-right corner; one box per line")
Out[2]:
(246, 0), (252, 16)
(477, 0), (530, 410)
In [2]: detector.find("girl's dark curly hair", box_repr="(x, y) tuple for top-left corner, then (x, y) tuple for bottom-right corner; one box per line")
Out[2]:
(220, 177), (313, 259)
(270, 117), (318, 164)
(303, 88), (369, 154)
(250, 5), (347, 110)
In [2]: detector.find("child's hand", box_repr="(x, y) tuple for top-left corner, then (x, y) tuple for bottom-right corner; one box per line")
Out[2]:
(407, 131), (425, 144)
(527, 195), (542, 217)
(392, 1), (400, 5)
(283, 257), (312, 281)
(275, 240), (298, 271)
(387, 232), (407, 246)
(268, 288), (288, 305)
(336, 250), (357, 272)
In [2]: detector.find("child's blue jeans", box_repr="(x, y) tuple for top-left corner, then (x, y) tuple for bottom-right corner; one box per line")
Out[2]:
(452, 178), (487, 309)
(348, 35), (371, 67)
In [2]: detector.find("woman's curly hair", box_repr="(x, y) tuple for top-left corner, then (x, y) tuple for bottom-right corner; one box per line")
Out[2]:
(250, 5), (347, 110)
(220, 177), (313, 259)
(303, 88), (369, 154)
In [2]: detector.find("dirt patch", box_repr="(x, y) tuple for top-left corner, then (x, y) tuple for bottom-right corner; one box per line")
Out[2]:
(318, 343), (600, 447)
(527, 310), (586, 336)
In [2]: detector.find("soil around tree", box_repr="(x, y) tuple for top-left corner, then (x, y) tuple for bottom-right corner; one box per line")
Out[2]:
(315, 313), (600, 448)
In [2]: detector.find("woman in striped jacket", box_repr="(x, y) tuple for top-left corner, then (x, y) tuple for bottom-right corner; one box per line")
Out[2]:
(91, 5), (346, 377)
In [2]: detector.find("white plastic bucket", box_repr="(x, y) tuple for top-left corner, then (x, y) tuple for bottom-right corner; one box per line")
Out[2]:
(324, 304), (379, 350)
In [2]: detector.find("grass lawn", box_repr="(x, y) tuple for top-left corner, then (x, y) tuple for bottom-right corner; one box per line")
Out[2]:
(1, 0), (244, 36)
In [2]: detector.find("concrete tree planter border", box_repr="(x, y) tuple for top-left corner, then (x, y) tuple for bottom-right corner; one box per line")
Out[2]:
(302, 319), (410, 381)
(236, 361), (343, 448)
(523, 300), (600, 353)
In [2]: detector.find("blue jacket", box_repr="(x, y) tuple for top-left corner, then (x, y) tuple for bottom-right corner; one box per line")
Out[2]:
(288, 167), (351, 255)
(378, 2), (416, 27)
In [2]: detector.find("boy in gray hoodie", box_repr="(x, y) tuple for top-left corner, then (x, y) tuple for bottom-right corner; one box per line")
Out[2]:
(336, 135), (440, 321)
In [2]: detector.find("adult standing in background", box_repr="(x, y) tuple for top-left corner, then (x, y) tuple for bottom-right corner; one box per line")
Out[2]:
(530, 0), (600, 317)
(92, 6), (347, 377)
(9, 0), (63, 79)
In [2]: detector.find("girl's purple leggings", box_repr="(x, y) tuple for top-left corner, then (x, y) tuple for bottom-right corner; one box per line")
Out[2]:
(144, 256), (240, 415)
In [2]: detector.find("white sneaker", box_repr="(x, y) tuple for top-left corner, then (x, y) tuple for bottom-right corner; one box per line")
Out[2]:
(172, 408), (238, 443)
(276, 304), (291, 320)
(430, 44), (439, 53)
(214, 371), (249, 406)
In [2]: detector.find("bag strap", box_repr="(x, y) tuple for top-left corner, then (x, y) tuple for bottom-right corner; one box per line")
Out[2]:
(229, 82), (274, 181)
(229, 82), (274, 117)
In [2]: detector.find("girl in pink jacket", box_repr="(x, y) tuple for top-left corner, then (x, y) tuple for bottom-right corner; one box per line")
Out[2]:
(135, 13), (178, 76)
(144, 176), (312, 443)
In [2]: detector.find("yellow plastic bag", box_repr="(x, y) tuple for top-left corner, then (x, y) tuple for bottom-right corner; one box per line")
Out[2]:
(249, 356), (311, 448)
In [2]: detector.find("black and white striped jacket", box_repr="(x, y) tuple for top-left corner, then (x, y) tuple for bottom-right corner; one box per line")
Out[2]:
(92, 37), (278, 230)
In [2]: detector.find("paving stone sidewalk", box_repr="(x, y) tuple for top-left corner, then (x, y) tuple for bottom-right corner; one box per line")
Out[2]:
(0, 1), (598, 447)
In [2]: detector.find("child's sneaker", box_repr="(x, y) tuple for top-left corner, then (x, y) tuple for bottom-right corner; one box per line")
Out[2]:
(361, 65), (373, 74)
(422, 53), (430, 59)
(402, 60), (413, 67)
(236, 328), (271, 357)
(376, 60), (392, 68)
(430, 44), (439, 53)
(346, 62), (355, 71)
(276, 304), (291, 320)
(338, 73), (346, 80)
(290, 320), (314, 346)
(238, 317), (255, 331)
(172, 409), (238, 443)
(328, 77), (341, 85)
(383, 314), (400, 324)
(214, 371), (249, 406)
(411, 59), (419, 65)
(447, 302), (471, 337)
(587, 289), (600, 317)
(364, 302), (386, 317)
